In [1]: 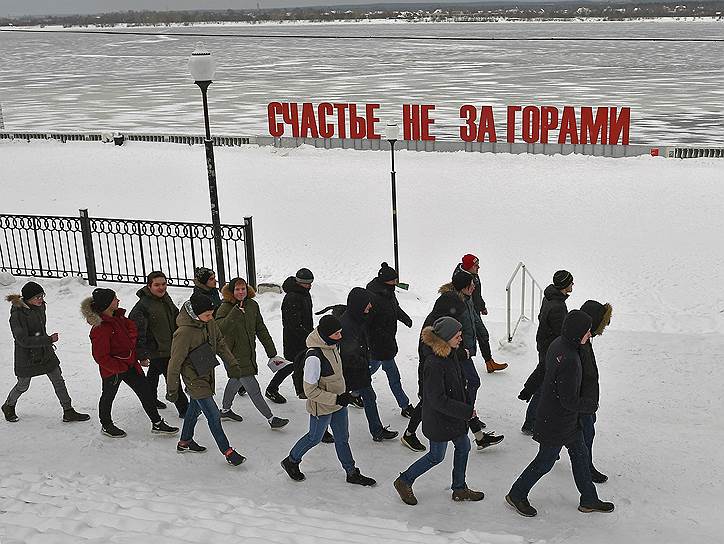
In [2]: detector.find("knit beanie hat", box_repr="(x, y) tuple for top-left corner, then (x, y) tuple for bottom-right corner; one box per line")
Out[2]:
(452, 268), (474, 291)
(21, 281), (44, 301)
(91, 288), (116, 313)
(318, 314), (343, 339)
(462, 254), (479, 270)
(553, 270), (574, 290)
(195, 267), (215, 285)
(190, 293), (215, 315)
(432, 316), (462, 342)
(295, 268), (314, 284)
(377, 262), (398, 282)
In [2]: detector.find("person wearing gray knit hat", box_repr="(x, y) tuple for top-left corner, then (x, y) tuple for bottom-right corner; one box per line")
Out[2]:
(295, 268), (314, 285)
(432, 316), (462, 342)
(553, 270), (574, 291)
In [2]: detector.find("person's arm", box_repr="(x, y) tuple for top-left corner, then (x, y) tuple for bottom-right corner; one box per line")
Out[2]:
(128, 303), (152, 361)
(211, 321), (242, 378)
(214, 302), (232, 321)
(424, 362), (474, 420)
(166, 331), (191, 401)
(396, 306), (413, 328)
(9, 311), (52, 348)
(254, 306), (278, 358)
(549, 303), (566, 336)
(90, 326), (123, 376)
(302, 354), (340, 406)
(556, 354), (597, 413)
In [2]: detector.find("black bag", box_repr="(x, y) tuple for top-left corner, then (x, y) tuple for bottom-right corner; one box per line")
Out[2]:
(188, 342), (219, 376)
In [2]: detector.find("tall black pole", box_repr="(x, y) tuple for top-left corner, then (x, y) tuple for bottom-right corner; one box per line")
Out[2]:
(196, 80), (226, 287)
(389, 139), (399, 276)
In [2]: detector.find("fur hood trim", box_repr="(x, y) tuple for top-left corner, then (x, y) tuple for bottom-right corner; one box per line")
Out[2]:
(438, 283), (464, 300)
(80, 297), (102, 327)
(421, 326), (452, 358)
(6, 294), (29, 309)
(220, 282), (256, 303)
(595, 303), (613, 336)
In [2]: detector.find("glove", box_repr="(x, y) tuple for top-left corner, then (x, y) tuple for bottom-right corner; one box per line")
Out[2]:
(166, 391), (178, 403)
(518, 389), (532, 402)
(336, 392), (357, 407)
(481, 308), (488, 316)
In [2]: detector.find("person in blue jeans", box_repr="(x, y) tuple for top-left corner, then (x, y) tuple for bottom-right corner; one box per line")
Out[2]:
(281, 316), (376, 486)
(506, 310), (614, 517)
(393, 317), (484, 505)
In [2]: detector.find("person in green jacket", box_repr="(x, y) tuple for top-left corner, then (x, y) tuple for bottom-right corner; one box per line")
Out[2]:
(216, 277), (289, 429)
(166, 294), (245, 465)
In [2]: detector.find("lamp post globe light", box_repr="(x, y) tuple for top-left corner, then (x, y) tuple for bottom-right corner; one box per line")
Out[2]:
(188, 42), (226, 286)
(385, 122), (400, 277)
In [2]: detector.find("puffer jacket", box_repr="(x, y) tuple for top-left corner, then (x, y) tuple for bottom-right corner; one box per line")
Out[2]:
(7, 294), (60, 377)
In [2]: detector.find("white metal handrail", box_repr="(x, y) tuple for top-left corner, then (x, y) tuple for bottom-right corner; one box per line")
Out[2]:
(506, 261), (544, 342)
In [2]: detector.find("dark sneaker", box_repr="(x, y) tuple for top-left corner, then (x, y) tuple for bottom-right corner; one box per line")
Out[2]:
(177, 440), (207, 453)
(393, 477), (418, 506)
(237, 385), (247, 397)
(265, 389), (287, 404)
(452, 487), (485, 502)
(2, 403), (19, 422)
(269, 416), (289, 429)
(521, 425), (534, 436)
(579, 499), (615, 513)
(350, 396), (364, 409)
(373, 427), (399, 442)
(400, 432), (426, 452)
(297, 391), (307, 400)
(151, 418), (179, 435)
(400, 404), (414, 418)
(281, 456), (305, 481)
(591, 468), (609, 484)
(155, 399), (167, 409)
(321, 430), (335, 444)
(506, 494), (537, 517)
(101, 424), (127, 438)
(346, 468), (376, 486)
(476, 432), (504, 450)
(220, 409), (244, 422)
(63, 408), (90, 422)
(225, 448), (246, 466)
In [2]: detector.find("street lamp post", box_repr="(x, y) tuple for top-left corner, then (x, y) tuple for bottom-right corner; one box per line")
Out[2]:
(188, 42), (226, 287)
(385, 122), (400, 277)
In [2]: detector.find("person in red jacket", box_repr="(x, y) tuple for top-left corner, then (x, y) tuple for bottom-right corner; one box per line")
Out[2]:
(81, 288), (178, 438)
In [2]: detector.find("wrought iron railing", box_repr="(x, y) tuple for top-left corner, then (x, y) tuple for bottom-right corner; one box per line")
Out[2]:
(505, 261), (544, 342)
(0, 210), (256, 288)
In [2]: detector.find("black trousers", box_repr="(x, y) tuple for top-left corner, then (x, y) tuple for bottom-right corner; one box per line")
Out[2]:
(99, 368), (161, 427)
(147, 357), (189, 415)
(267, 351), (305, 396)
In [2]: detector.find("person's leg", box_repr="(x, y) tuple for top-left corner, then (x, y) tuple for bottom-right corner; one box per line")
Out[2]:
(523, 389), (541, 430)
(221, 377), (244, 411)
(566, 432), (599, 506)
(399, 440), (448, 485)
(477, 321), (493, 362)
(146, 358), (164, 399)
(99, 374), (122, 426)
(156, 357), (188, 415)
(357, 385), (384, 437)
(451, 434), (472, 490)
(121, 369), (162, 423)
(508, 444), (562, 500)
(406, 401), (423, 435)
(289, 413), (332, 463)
(267, 363), (294, 393)
(180, 398), (202, 442)
(46, 366), (73, 410)
(5, 376), (32, 407)
(580, 414), (596, 470)
(196, 397), (231, 453)
(380, 359), (410, 409)
(239, 376), (274, 420)
(328, 407), (356, 474)
(292, 352), (306, 396)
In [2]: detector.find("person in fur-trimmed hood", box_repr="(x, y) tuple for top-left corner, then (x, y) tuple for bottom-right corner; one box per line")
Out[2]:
(82, 288), (178, 439)
(2, 282), (89, 423)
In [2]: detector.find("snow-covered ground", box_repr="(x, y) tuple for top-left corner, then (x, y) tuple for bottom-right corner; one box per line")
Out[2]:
(1, 140), (722, 543)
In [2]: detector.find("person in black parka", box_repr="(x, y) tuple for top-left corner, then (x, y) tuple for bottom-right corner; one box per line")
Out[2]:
(519, 270), (574, 433)
(506, 310), (614, 518)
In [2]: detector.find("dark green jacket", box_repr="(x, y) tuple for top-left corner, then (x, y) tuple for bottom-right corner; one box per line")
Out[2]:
(7, 294), (60, 377)
(128, 287), (179, 360)
(216, 284), (277, 377)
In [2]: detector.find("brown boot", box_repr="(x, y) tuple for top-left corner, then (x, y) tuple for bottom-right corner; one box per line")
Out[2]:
(452, 487), (485, 502)
(393, 477), (418, 505)
(485, 360), (508, 373)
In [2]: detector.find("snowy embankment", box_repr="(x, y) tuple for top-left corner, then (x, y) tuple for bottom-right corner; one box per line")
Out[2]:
(0, 141), (722, 543)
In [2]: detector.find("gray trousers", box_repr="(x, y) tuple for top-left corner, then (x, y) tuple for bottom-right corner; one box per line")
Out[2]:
(6, 366), (72, 410)
(222, 375), (273, 419)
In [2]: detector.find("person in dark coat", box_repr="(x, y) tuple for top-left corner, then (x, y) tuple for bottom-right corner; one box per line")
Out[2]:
(339, 287), (398, 442)
(265, 268), (315, 403)
(506, 310), (614, 517)
(393, 317), (484, 505)
(129, 271), (188, 417)
(579, 299), (613, 484)
(192, 267), (222, 311)
(519, 269), (574, 434)
(2, 282), (89, 423)
(366, 262), (414, 417)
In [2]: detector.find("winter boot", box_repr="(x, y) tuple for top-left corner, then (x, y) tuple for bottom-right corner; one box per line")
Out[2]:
(220, 409), (244, 422)
(224, 448), (246, 466)
(265, 389), (287, 404)
(101, 424), (127, 438)
(578, 499), (615, 513)
(2, 403), (19, 423)
(393, 477), (418, 506)
(476, 432), (504, 450)
(269, 416), (289, 429)
(350, 396), (364, 409)
(281, 456), (305, 481)
(321, 430), (335, 444)
(237, 385), (247, 397)
(177, 440), (207, 453)
(452, 487), (485, 502)
(62, 408), (90, 422)
(591, 467), (609, 484)
(151, 418), (179, 435)
(400, 404), (414, 418)
(400, 432), (426, 452)
(373, 427), (399, 442)
(485, 360), (508, 373)
(506, 494), (537, 517)
(155, 399), (167, 409)
(346, 468), (376, 487)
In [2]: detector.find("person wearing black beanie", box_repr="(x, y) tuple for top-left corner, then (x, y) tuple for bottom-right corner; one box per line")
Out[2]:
(21, 281), (44, 302)
(318, 314), (342, 342)
(193, 267), (222, 311)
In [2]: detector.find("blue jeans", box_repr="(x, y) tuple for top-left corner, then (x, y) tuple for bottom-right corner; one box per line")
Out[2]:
(369, 359), (410, 409)
(181, 396), (230, 454)
(523, 389), (541, 430)
(356, 385), (384, 438)
(399, 434), (471, 490)
(289, 407), (355, 474)
(580, 413), (597, 470)
(509, 431), (599, 505)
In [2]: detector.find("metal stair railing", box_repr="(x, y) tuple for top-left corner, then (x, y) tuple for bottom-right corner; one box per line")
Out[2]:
(506, 262), (544, 342)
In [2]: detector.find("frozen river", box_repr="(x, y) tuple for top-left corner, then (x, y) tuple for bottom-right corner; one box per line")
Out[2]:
(1, 20), (722, 145)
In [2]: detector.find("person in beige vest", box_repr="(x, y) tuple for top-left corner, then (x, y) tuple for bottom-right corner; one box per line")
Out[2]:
(281, 315), (376, 487)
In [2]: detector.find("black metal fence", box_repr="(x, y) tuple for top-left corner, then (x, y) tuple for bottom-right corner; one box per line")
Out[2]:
(0, 209), (256, 288)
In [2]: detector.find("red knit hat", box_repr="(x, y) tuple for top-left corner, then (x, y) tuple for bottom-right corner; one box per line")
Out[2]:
(462, 254), (479, 270)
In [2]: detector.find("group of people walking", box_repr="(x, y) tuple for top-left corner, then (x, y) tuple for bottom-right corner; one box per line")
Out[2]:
(2, 257), (614, 516)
